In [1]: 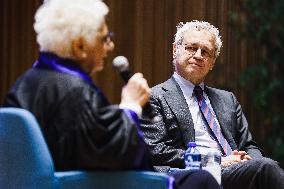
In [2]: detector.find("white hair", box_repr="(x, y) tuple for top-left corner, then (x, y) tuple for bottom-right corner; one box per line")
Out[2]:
(34, 0), (109, 59)
(174, 20), (222, 57)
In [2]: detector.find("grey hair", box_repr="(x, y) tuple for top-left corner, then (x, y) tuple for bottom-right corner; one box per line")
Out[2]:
(34, 0), (109, 59)
(174, 20), (222, 57)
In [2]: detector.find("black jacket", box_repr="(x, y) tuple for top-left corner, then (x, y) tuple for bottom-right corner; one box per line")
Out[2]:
(4, 67), (150, 171)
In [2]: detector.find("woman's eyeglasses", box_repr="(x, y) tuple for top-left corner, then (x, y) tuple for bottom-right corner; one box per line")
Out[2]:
(102, 31), (114, 44)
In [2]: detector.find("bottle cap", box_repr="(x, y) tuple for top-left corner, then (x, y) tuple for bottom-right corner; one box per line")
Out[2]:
(188, 142), (196, 148)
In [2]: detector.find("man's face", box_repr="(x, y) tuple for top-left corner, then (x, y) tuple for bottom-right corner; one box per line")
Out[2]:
(173, 29), (216, 85)
(83, 23), (115, 75)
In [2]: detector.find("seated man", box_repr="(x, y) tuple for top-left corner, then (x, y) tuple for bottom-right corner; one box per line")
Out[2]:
(140, 20), (284, 189)
(3, 1), (221, 189)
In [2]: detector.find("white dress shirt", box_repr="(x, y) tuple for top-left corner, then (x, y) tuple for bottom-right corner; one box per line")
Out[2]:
(173, 72), (221, 156)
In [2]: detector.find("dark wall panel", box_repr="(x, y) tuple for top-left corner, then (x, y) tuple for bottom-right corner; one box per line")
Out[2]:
(0, 0), (260, 139)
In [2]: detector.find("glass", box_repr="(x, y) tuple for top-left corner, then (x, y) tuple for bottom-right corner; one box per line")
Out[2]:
(102, 31), (114, 44)
(183, 44), (214, 59)
(202, 146), (221, 185)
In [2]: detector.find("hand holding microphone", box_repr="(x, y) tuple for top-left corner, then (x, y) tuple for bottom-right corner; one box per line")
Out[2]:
(113, 56), (160, 123)
(120, 73), (150, 110)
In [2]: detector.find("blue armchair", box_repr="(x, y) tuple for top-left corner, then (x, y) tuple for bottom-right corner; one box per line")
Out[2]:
(0, 107), (173, 189)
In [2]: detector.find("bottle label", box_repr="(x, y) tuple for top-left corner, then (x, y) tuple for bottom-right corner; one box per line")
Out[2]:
(184, 154), (201, 170)
(184, 153), (201, 162)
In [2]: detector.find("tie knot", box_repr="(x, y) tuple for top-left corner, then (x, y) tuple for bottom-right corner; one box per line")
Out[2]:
(194, 86), (203, 101)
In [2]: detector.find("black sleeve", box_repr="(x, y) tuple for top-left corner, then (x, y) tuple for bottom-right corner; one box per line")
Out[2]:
(53, 86), (151, 171)
(2, 70), (152, 171)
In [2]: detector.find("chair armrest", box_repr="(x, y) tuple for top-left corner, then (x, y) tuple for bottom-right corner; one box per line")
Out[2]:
(55, 171), (173, 189)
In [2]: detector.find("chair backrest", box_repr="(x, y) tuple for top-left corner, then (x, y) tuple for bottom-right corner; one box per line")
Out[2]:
(0, 107), (57, 189)
(0, 107), (172, 189)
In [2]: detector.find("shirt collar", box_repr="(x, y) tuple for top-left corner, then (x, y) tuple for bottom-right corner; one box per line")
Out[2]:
(173, 72), (205, 97)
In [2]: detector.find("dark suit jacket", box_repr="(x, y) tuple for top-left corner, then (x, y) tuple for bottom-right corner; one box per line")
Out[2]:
(140, 76), (263, 172)
(3, 67), (150, 171)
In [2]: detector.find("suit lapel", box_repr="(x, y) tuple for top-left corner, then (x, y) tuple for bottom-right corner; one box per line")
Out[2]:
(205, 87), (237, 150)
(161, 77), (195, 145)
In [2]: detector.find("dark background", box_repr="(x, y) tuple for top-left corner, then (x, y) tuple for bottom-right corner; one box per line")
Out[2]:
(1, 0), (278, 165)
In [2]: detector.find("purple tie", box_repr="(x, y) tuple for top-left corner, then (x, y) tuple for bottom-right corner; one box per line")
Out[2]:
(194, 86), (233, 156)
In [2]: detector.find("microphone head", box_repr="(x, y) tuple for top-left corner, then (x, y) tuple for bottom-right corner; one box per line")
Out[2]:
(112, 56), (129, 72)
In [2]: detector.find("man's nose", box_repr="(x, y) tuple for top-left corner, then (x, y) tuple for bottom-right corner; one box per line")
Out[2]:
(194, 48), (202, 59)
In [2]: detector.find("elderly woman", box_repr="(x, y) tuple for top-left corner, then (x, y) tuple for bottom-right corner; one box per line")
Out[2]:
(3, 0), (151, 170)
(3, 1), (223, 189)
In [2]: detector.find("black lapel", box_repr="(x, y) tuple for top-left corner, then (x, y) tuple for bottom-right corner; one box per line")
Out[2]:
(205, 87), (237, 150)
(161, 77), (195, 144)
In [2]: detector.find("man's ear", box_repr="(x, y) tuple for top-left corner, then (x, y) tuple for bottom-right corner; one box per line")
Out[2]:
(210, 58), (216, 70)
(173, 43), (177, 59)
(72, 37), (88, 60)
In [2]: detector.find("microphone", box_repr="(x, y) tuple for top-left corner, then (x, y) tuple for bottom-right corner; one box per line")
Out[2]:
(112, 56), (132, 82)
(113, 56), (160, 123)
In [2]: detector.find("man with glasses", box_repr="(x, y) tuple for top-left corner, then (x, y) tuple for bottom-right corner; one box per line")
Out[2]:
(140, 20), (284, 189)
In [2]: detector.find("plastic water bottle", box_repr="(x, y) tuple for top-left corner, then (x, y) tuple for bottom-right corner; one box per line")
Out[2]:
(184, 142), (201, 170)
(202, 147), (222, 185)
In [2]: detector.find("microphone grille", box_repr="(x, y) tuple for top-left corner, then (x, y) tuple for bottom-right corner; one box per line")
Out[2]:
(112, 56), (129, 71)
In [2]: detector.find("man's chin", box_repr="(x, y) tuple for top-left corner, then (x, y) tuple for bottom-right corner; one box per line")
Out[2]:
(188, 63), (203, 69)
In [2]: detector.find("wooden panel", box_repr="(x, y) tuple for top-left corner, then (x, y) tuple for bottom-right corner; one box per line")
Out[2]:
(0, 0), (262, 143)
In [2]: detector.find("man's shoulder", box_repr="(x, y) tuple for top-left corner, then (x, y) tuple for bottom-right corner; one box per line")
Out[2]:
(206, 86), (233, 95)
(151, 77), (175, 94)
(205, 86), (238, 103)
(151, 82), (166, 93)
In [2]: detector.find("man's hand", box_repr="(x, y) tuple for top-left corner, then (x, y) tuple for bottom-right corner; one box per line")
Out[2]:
(232, 150), (252, 162)
(221, 150), (252, 168)
(221, 154), (241, 167)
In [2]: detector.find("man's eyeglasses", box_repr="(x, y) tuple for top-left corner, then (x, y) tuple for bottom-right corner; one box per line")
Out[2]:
(102, 31), (114, 44)
(183, 45), (214, 59)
